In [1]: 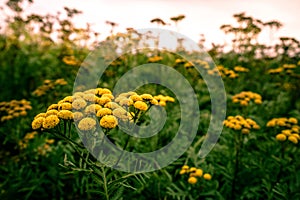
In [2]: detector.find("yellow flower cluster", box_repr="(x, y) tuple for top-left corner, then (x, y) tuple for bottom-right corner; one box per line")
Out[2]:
(183, 62), (194, 69)
(37, 139), (55, 156)
(153, 95), (175, 107)
(179, 165), (212, 184)
(275, 128), (300, 144)
(232, 91), (262, 106)
(32, 87), (176, 131)
(266, 117), (298, 127)
(193, 60), (210, 69)
(208, 65), (239, 79)
(62, 55), (80, 66)
(32, 94), (76, 130)
(32, 79), (67, 97)
(234, 66), (249, 72)
(18, 131), (38, 150)
(174, 58), (186, 64)
(148, 55), (163, 63)
(224, 115), (260, 133)
(267, 64), (296, 75)
(267, 117), (300, 144)
(0, 99), (32, 122)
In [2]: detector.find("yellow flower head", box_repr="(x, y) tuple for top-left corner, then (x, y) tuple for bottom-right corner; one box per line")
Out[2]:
(42, 115), (60, 129)
(47, 104), (59, 111)
(58, 102), (72, 111)
(203, 173), (212, 180)
(78, 117), (96, 131)
(104, 102), (120, 109)
(188, 176), (197, 184)
(58, 110), (74, 120)
(85, 104), (102, 115)
(241, 128), (250, 134)
(34, 113), (46, 119)
(276, 134), (287, 142)
(113, 108), (128, 119)
(62, 96), (73, 103)
(140, 94), (153, 101)
(288, 117), (298, 124)
(288, 135), (298, 144)
(195, 169), (203, 177)
(32, 117), (45, 129)
(182, 165), (189, 170)
(46, 110), (58, 116)
(83, 93), (97, 102)
(96, 108), (113, 118)
(130, 94), (143, 102)
(97, 97), (112, 106)
(150, 98), (159, 105)
(102, 93), (114, 100)
(134, 101), (148, 111)
(72, 99), (87, 110)
(100, 115), (118, 129)
(73, 112), (84, 121)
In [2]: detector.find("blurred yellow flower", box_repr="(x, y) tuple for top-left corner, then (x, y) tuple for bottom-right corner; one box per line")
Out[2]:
(188, 177), (197, 184)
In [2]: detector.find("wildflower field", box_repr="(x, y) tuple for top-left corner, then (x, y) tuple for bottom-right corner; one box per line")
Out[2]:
(1, 1), (300, 199)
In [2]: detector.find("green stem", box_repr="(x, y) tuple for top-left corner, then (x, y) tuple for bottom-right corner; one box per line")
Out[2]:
(101, 166), (110, 200)
(231, 133), (242, 200)
(113, 134), (131, 168)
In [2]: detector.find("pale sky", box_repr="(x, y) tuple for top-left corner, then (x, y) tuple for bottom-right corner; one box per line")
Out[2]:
(1, 0), (300, 47)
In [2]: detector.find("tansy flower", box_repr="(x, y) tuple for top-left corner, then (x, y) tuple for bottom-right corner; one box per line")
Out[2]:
(194, 169), (203, 177)
(289, 117), (298, 124)
(62, 96), (73, 103)
(73, 112), (84, 121)
(188, 177), (197, 184)
(46, 110), (58, 116)
(276, 134), (287, 142)
(34, 113), (46, 119)
(102, 93), (114, 100)
(58, 110), (74, 120)
(97, 97), (112, 106)
(78, 117), (96, 131)
(42, 115), (60, 129)
(100, 115), (118, 129)
(134, 101), (148, 111)
(119, 98), (133, 106)
(72, 99), (87, 110)
(58, 102), (72, 111)
(96, 108), (113, 118)
(104, 102), (120, 109)
(47, 104), (59, 111)
(85, 104), (102, 115)
(32, 117), (45, 129)
(83, 94), (97, 102)
(241, 128), (250, 134)
(288, 135), (298, 144)
(141, 94), (153, 101)
(159, 101), (166, 107)
(130, 94), (143, 102)
(150, 98), (158, 105)
(203, 173), (212, 180)
(112, 108), (128, 119)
